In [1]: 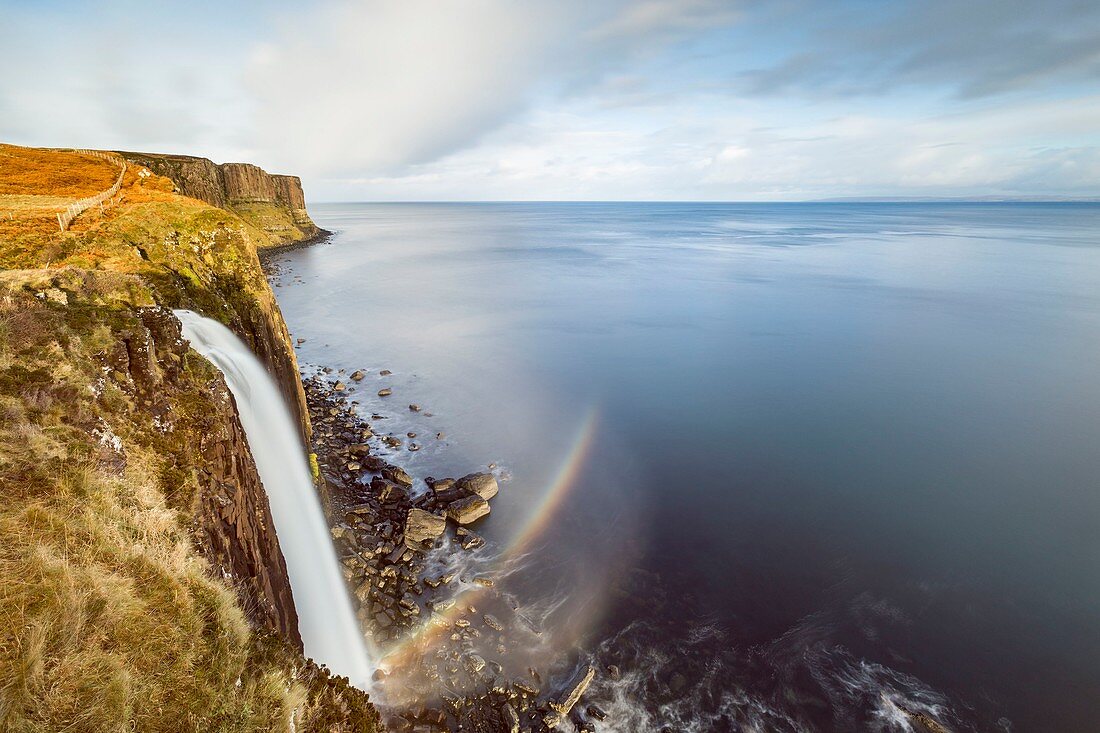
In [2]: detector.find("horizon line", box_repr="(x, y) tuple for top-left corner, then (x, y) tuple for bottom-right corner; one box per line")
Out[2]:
(306, 197), (1100, 205)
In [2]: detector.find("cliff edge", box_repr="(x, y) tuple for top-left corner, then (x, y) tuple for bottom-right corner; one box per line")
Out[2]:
(119, 151), (324, 246)
(0, 143), (377, 732)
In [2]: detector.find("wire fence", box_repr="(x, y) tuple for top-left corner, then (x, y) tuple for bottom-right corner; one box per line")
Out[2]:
(56, 149), (127, 232)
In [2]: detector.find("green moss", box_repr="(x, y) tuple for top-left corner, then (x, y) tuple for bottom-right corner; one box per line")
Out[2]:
(0, 157), (376, 732)
(309, 452), (321, 483)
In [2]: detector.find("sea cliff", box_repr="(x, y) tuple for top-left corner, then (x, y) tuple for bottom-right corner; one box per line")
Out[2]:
(0, 144), (377, 732)
(119, 151), (323, 245)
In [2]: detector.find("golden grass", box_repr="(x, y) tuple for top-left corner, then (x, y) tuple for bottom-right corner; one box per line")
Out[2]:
(0, 144), (379, 732)
(0, 145), (117, 197)
(0, 299), (298, 732)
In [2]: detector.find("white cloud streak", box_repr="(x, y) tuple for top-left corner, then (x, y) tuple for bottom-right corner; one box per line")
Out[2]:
(246, 0), (736, 176)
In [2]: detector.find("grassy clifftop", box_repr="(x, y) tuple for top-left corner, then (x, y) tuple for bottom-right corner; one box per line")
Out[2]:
(0, 144), (379, 732)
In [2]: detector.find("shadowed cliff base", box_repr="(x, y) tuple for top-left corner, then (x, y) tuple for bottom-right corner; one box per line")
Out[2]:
(0, 143), (379, 732)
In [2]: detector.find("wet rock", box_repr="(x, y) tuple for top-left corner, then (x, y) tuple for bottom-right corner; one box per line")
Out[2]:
(409, 403), (421, 412)
(586, 705), (606, 721)
(502, 703), (520, 733)
(456, 526), (485, 550)
(408, 443), (420, 451)
(446, 494), (490, 524)
(405, 509), (447, 548)
(548, 666), (595, 724)
(378, 388), (392, 397)
(514, 677), (540, 696)
(380, 369), (392, 376)
(483, 614), (504, 631)
(371, 478), (406, 503)
(472, 576), (494, 588)
(334, 381), (346, 391)
(382, 466), (414, 487)
(455, 472), (499, 500)
(351, 369), (366, 381)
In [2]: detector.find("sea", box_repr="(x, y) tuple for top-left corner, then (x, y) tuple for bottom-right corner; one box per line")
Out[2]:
(268, 202), (1100, 732)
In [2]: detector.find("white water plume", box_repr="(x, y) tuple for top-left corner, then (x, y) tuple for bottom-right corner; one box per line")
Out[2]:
(174, 310), (374, 686)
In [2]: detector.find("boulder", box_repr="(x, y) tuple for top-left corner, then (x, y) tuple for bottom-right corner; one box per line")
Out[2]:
(382, 466), (413, 487)
(405, 509), (446, 548)
(455, 472), (498, 500)
(378, 388), (392, 397)
(446, 494), (490, 524)
(351, 370), (366, 381)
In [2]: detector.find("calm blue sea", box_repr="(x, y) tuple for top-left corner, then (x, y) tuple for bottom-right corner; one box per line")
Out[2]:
(271, 202), (1100, 732)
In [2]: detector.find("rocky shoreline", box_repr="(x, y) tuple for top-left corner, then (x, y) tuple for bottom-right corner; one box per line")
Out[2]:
(300, 367), (606, 732)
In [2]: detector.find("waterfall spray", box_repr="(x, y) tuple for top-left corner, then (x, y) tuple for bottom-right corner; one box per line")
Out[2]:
(174, 310), (374, 686)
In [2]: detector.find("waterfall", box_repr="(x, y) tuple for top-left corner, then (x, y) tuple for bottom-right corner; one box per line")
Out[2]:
(174, 310), (374, 686)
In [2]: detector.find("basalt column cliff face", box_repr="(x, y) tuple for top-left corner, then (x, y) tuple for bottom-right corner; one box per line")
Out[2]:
(121, 152), (323, 246)
(0, 144), (377, 732)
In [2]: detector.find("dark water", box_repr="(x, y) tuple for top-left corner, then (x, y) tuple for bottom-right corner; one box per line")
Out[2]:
(270, 202), (1100, 732)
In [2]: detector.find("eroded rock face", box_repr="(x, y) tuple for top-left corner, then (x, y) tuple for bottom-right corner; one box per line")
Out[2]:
(119, 151), (320, 239)
(223, 163), (278, 203)
(118, 151), (228, 207)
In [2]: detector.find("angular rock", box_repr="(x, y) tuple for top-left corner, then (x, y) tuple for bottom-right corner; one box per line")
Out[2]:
(446, 494), (490, 524)
(455, 472), (498, 500)
(351, 370), (366, 381)
(456, 526), (484, 550)
(382, 466), (413, 487)
(405, 508), (446, 548)
(551, 666), (595, 717)
(502, 703), (520, 733)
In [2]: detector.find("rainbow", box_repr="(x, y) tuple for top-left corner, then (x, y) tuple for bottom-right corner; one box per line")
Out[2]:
(375, 408), (600, 681)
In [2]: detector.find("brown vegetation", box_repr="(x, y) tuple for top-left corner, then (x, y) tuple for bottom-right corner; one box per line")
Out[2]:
(0, 145), (118, 196)
(0, 143), (379, 732)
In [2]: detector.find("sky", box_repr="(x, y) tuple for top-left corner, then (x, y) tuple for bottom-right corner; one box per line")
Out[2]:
(1, 0), (1099, 201)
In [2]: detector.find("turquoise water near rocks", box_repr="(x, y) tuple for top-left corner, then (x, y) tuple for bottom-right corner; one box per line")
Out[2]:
(270, 202), (1100, 732)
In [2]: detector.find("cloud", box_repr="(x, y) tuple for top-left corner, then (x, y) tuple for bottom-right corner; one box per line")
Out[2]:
(305, 92), (1100, 200)
(246, 0), (736, 176)
(737, 0), (1100, 99)
(0, 2), (255, 159)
